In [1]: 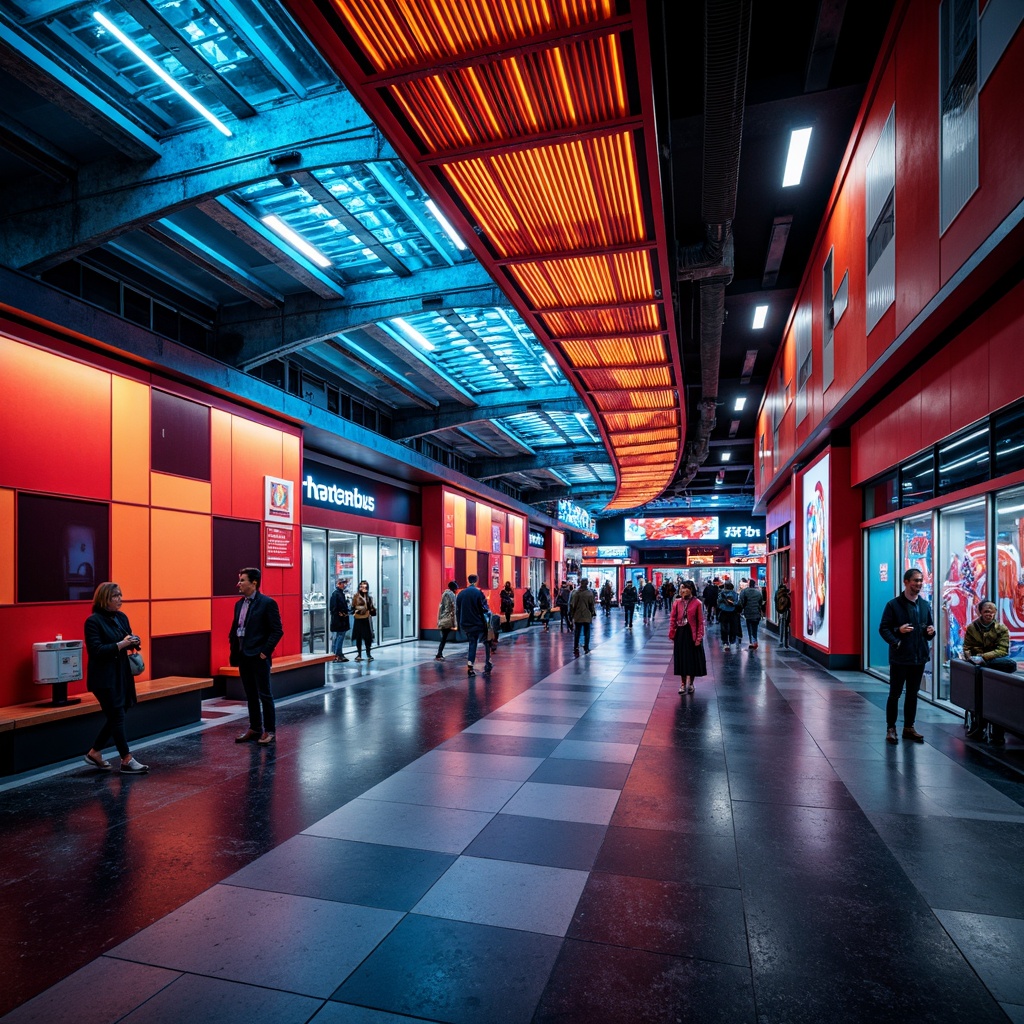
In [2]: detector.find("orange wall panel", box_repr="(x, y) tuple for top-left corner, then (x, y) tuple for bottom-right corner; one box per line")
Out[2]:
(0, 488), (13, 604)
(150, 509), (211, 599)
(231, 416), (283, 519)
(0, 336), (111, 499)
(111, 376), (151, 505)
(151, 599), (211, 636)
(283, 432), (301, 488)
(150, 472), (212, 513)
(211, 408), (233, 516)
(111, 503), (150, 600)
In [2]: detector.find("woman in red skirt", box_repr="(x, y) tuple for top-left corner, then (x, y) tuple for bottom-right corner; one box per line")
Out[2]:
(669, 579), (707, 695)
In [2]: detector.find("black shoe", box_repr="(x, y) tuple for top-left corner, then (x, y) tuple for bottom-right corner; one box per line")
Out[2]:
(435, 654), (444, 661)
(484, 662), (493, 671)
(366, 655), (374, 661)
(573, 649), (580, 657)
(467, 667), (475, 676)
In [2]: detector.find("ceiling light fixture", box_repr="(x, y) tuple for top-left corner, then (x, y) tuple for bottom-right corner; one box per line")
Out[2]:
(392, 316), (435, 352)
(425, 199), (467, 250)
(260, 215), (332, 267)
(734, 397), (747, 412)
(721, 451), (732, 461)
(93, 11), (233, 137)
(783, 127), (813, 187)
(752, 305), (768, 329)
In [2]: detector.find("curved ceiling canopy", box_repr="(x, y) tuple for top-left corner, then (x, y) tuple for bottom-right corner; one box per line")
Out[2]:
(286, 0), (684, 511)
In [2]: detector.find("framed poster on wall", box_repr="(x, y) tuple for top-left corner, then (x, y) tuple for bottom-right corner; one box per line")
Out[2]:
(802, 453), (830, 646)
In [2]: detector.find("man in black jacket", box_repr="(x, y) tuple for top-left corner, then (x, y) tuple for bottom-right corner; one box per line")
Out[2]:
(878, 568), (935, 744)
(230, 567), (284, 746)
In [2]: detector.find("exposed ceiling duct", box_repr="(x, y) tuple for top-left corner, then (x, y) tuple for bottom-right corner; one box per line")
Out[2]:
(673, 0), (752, 494)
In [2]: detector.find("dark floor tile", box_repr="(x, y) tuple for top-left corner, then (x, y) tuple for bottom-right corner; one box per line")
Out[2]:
(611, 777), (734, 836)
(564, 721), (646, 744)
(463, 813), (607, 870)
(569, 871), (748, 967)
(527, 758), (630, 790)
(533, 938), (755, 1024)
(728, 771), (860, 810)
(223, 835), (454, 910)
(437, 733), (560, 758)
(935, 910), (1024, 1005)
(332, 915), (560, 1024)
(594, 825), (740, 888)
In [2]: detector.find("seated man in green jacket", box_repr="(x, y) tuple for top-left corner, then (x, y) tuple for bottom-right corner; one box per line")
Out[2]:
(962, 600), (1017, 743)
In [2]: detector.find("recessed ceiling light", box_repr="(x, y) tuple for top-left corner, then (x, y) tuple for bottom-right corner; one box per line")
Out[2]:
(721, 451), (732, 461)
(734, 397), (746, 412)
(783, 127), (813, 187)
(752, 305), (768, 329)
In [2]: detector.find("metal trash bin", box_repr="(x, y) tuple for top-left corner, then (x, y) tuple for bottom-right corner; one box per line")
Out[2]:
(33, 640), (84, 707)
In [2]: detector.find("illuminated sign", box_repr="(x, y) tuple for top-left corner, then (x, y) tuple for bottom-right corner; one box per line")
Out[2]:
(597, 545), (630, 559)
(624, 517), (719, 541)
(529, 530), (545, 548)
(731, 543), (767, 563)
(303, 474), (375, 513)
(556, 499), (597, 535)
(723, 525), (763, 539)
(302, 459), (418, 524)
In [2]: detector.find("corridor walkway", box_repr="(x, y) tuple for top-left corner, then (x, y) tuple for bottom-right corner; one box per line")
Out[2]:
(2, 615), (1023, 1023)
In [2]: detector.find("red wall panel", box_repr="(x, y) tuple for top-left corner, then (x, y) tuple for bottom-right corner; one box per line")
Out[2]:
(917, 345), (952, 451)
(988, 280), (1024, 411)
(0, 604), (94, 705)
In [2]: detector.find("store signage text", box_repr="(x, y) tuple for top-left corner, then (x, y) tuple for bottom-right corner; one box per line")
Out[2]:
(303, 474), (376, 513)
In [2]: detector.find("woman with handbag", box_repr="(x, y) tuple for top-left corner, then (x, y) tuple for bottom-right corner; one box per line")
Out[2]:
(435, 580), (458, 660)
(669, 580), (706, 696)
(83, 581), (149, 773)
(351, 580), (376, 661)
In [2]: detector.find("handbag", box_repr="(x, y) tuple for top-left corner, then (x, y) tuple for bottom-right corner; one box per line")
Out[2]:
(127, 651), (145, 676)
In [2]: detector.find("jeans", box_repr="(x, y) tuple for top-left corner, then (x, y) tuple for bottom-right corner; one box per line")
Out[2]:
(886, 663), (925, 728)
(624, 605), (634, 627)
(574, 620), (592, 652)
(239, 653), (276, 733)
(642, 601), (655, 622)
(719, 611), (739, 645)
(465, 628), (485, 667)
(332, 631), (346, 656)
(745, 617), (761, 643)
(92, 692), (130, 758)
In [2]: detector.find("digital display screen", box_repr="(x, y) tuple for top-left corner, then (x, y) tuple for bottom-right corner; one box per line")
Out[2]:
(731, 543), (767, 562)
(624, 517), (719, 542)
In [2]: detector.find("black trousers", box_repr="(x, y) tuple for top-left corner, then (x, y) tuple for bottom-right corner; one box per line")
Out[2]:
(239, 653), (276, 733)
(92, 693), (130, 758)
(886, 663), (925, 728)
(436, 627), (452, 656)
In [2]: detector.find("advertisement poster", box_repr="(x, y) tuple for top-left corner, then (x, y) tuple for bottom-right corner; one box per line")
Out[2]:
(265, 524), (294, 567)
(624, 516), (719, 542)
(264, 476), (294, 523)
(803, 454), (829, 645)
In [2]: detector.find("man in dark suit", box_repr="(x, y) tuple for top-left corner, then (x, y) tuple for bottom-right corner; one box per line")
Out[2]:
(230, 566), (284, 746)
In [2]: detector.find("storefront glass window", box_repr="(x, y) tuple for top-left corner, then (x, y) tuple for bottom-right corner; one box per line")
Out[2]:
(360, 535), (380, 636)
(994, 487), (1024, 667)
(900, 452), (935, 507)
(866, 524), (897, 677)
(993, 404), (1024, 478)
(379, 539), (401, 643)
(937, 426), (990, 493)
(302, 527), (328, 653)
(400, 539), (416, 639)
(938, 499), (987, 700)
(864, 472), (897, 519)
(901, 513), (934, 695)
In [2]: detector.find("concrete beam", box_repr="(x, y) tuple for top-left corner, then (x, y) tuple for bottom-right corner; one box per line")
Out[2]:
(2, 90), (395, 271)
(394, 385), (585, 439)
(473, 445), (609, 479)
(225, 264), (502, 368)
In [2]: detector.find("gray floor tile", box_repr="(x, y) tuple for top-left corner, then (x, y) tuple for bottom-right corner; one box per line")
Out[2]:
(412, 855), (588, 936)
(108, 884), (402, 997)
(1, 958), (178, 1024)
(464, 813), (608, 870)
(303, 797), (494, 855)
(359, 769), (522, 812)
(550, 738), (639, 763)
(310, 1003), (430, 1023)
(500, 781), (620, 824)
(402, 750), (545, 781)
(463, 718), (574, 739)
(935, 910), (1024, 1004)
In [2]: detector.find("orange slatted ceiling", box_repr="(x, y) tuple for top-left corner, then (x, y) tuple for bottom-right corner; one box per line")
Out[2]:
(311, 0), (684, 509)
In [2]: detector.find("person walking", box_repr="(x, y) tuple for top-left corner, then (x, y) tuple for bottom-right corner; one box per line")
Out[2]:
(83, 582), (149, 774)
(738, 580), (765, 649)
(523, 586), (536, 625)
(351, 580), (376, 662)
(455, 574), (491, 675)
(569, 577), (596, 656)
(230, 567), (284, 746)
(600, 580), (613, 617)
(718, 580), (739, 650)
(702, 579), (720, 624)
(641, 579), (658, 624)
(669, 580), (706, 695)
(329, 577), (351, 662)
(962, 600), (1016, 742)
(538, 582), (552, 630)
(556, 581), (571, 632)
(500, 581), (515, 624)
(435, 580), (458, 660)
(878, 568), (936, 744)
(774, 582), (792, 648)
(621, 580), (638, 629)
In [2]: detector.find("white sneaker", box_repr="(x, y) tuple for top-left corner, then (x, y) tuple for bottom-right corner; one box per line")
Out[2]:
(723, 644), (730, 651)
(120, 757), (149, 774)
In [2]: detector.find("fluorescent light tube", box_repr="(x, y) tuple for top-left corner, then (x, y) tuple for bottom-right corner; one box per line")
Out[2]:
(425, 199), (467, 250)
(752, 304), (768, 329)
(392, 316), (434, 351)
(93, 11), (232, 137)
(783, 127), (813, 187)
(261, 215), (332, 267)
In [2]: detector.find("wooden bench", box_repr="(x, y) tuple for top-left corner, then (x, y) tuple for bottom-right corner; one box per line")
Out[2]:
(217, 652), (335, 701)
(0, 676), (211, 776)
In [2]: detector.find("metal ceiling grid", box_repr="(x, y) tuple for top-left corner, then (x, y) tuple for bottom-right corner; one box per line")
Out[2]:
(286, 0), (685, 512)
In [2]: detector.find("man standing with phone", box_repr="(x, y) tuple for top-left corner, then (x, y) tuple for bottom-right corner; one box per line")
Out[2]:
(878, 568), (935, 744)
(230, 566), (284, 746)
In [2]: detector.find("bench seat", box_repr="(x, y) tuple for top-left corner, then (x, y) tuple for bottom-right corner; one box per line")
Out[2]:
(217, 652), (334, 700)
(0, 676), (211, 776)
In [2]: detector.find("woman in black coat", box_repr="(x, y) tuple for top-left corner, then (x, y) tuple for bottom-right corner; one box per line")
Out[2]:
(83, 582), (148, 773)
